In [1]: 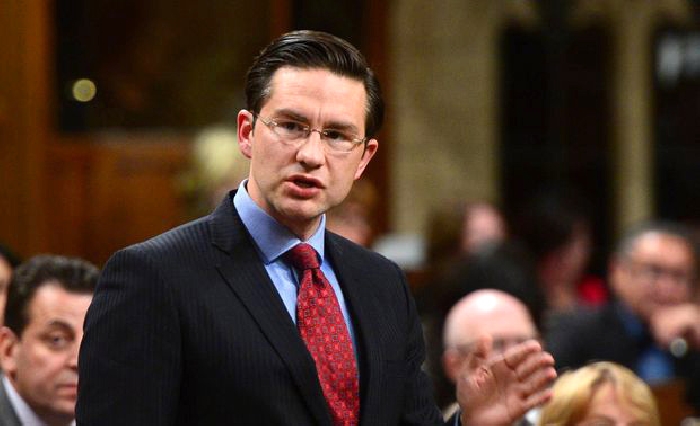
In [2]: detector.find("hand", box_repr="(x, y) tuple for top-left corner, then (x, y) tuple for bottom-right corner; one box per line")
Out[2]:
(457, 336), (556, 426)
(649, 304), (700, 350)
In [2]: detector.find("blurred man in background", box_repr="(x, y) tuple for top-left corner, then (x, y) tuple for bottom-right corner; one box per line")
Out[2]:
(460, 201), (506, 255)
(547, 221), (700, 413)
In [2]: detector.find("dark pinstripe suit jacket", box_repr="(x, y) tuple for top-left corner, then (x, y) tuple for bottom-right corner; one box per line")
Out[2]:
(76, 192), (446, 425)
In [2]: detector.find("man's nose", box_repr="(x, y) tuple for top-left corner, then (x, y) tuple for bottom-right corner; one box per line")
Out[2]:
(296, 131), (326, 166)
(653, 275), (684, 303)
(307, 128), (324, 139)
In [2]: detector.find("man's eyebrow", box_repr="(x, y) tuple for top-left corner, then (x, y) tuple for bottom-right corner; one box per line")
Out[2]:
(272, 109), (308, 122)
(324, 120), (359, 133)
(272, 109), (360, 132)
(44, 320), (76, 334)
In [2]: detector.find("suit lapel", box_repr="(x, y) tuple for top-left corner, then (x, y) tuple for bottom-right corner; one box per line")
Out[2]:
(326, 235), (384, 426)
(209, 194), (332, 425)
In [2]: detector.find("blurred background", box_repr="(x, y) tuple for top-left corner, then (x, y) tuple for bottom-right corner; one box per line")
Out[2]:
(2, 0), (700, 280)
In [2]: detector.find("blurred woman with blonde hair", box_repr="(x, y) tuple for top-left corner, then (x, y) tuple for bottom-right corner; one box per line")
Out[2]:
(538, 361), (659, 426)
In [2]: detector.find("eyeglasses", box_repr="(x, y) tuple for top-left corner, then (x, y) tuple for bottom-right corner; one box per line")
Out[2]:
(253, 113), (366, 153)
(625, 260), (694, 287)
(447, 335), (535, 357)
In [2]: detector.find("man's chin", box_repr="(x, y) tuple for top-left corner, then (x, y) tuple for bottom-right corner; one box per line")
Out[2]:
(278, 200), (325, 221)
(37, 402), (75, 426)
(270, 203), (324, 233)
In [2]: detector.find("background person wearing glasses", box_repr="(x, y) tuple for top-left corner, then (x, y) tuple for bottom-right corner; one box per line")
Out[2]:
(76, 30), (555, 426)
(546, 220), (700, 413)
(441, 289), (542, 426)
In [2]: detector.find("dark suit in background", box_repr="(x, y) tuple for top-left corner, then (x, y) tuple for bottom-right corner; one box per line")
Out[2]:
(76, 195), (444, 425)
(546, 301), (700, 413)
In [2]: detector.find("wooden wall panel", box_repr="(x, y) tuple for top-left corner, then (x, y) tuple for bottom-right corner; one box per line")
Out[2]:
(650, 380), (694, 425)
(0, 1), (390, 265)
(0, 3), (193, 265)
(45, 142), (94, 258)
(0, 0), (52, 258)
(45, 138), (191, 266)
(83, 138), (191, 266)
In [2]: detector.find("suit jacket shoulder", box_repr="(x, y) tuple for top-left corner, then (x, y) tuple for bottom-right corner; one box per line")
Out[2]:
(546, 303), (636, 370)
(0, 376), (22, 426)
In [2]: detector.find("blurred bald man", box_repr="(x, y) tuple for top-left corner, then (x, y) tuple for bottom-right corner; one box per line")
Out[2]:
(442, 289), (540, 425)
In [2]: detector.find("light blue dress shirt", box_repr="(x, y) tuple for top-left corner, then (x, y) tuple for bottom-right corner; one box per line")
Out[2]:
(232, 181), (356, 346)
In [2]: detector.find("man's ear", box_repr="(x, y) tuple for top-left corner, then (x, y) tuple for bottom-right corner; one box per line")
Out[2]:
(353, 139), (378, 180)
(442, 350), (461, 384)
(237, 110), (255, 159)
(0, 326), (19, 376)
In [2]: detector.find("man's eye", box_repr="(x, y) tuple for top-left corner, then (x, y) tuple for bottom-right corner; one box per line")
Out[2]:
(44, 334), (71, 350)
(277, 120), (304, 132)
(324, 129), (350, 141)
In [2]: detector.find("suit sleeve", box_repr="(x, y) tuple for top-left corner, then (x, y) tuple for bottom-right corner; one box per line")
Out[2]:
(391, 263), (447, 426)
(544, 312), (587, 370)
(76, 246), (182, 425)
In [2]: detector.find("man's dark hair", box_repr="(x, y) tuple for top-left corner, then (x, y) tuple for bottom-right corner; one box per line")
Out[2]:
(5, 254), (99, 336)
(512, 187), (590, 261)
(0, 243), (21, 268)
(245, 30), (384, 138)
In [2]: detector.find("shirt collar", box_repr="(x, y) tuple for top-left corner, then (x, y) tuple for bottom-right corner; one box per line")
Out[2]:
(233, 180), (326, 265)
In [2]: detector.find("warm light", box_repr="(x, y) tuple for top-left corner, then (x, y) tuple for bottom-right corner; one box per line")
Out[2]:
(71, 78), (97, 102)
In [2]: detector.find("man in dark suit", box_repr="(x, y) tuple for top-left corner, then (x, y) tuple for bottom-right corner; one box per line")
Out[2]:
(76, 30), (555, 426)
(0, 255), (98, 426)
(547, 221), (700, 413)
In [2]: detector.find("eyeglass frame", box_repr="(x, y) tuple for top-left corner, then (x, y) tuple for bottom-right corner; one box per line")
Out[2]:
(251, 112), (368, 153)
(622, 259), (695, 287)
(445, 334), (537, 357)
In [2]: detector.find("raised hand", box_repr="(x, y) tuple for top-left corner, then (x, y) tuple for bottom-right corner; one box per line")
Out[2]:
(457, 336), (556, 426)
(649, 303), (700, 352)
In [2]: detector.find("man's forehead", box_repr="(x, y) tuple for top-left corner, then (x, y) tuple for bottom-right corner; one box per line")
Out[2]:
(455, 306), (535, 342)
(265, 67), (366, 113)
(28, 283), (93, 320)
(271, 65), (361, 83)
(463, 315), (535, 336)
(630, 232), (694, 260)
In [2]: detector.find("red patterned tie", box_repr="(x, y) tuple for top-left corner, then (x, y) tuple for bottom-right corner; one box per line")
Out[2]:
(286, 243), (360, 426)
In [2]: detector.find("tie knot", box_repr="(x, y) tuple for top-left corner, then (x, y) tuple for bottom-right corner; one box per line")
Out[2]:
(285, 243), (320, 271)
